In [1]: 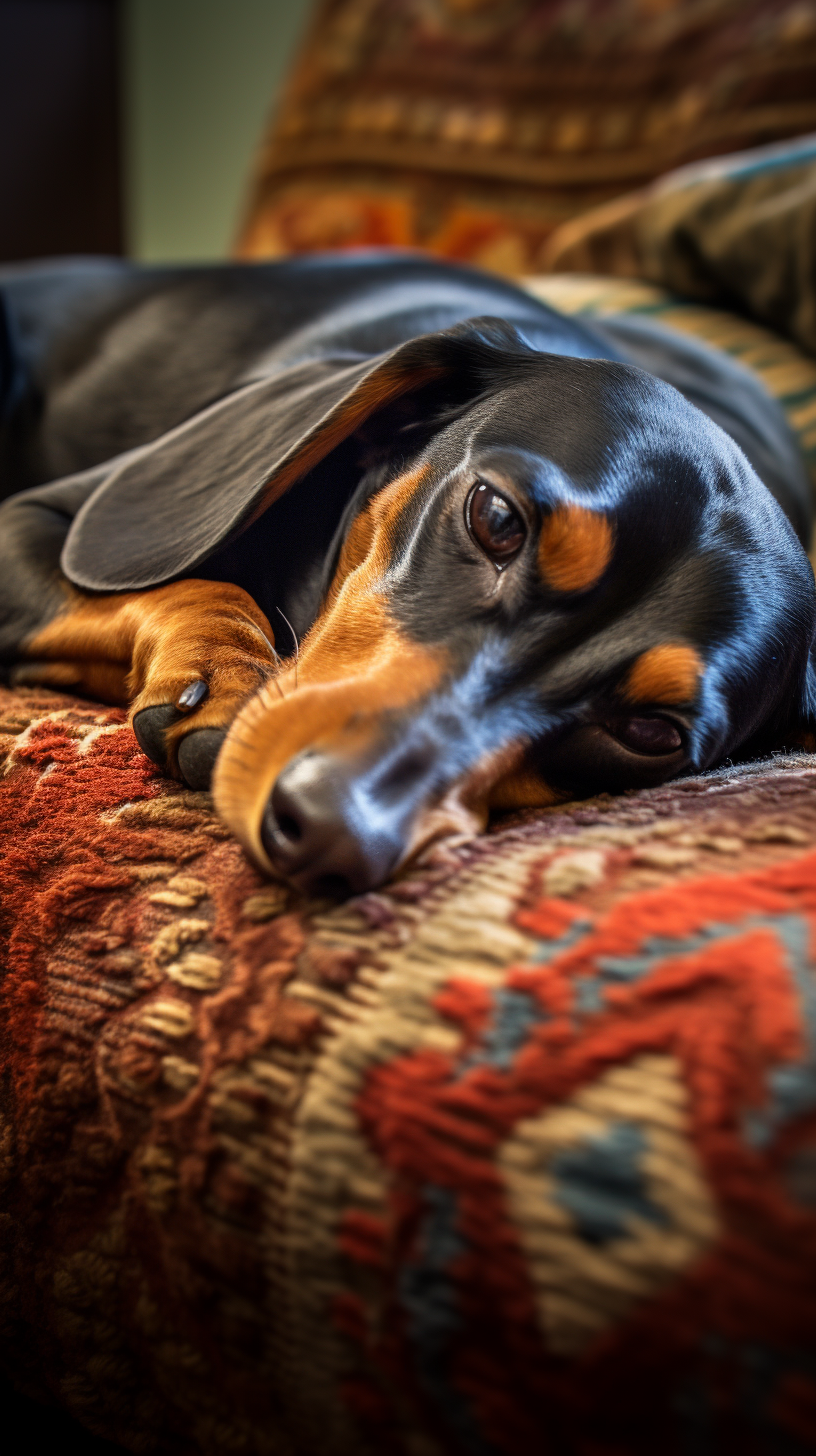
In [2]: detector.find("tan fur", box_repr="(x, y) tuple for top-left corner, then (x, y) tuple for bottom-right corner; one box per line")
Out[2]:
(400, 742), (570, 863)
(214, 467), (455, 870)
(23, 579), (277, 773)
(487, 766), (567, 811)
(622, 643), (703, 705)
(538, 504), (613, 593)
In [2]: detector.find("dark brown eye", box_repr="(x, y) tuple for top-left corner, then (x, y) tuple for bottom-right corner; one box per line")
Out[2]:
(466, 482), (526, 565)
(609, 718), (683, 756)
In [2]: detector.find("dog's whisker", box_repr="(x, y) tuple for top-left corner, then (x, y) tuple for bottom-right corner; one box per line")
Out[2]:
(247, 618), (290, 699)
(275, 607), (300, 690)
(264, 654), (288, 700)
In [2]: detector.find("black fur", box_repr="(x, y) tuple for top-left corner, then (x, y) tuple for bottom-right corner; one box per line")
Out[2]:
(0, 251), (813, 820)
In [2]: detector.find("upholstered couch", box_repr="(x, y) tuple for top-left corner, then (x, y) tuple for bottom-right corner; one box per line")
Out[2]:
(6, 0), (816, 1448)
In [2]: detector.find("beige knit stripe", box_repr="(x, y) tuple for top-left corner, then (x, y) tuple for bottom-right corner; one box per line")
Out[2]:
(524, 275), (667, 315)
(788, 396), (816, 430)
(261, 893), (436, 1454)
(738, 359), (816, 398)
(651, 307), (783, 353)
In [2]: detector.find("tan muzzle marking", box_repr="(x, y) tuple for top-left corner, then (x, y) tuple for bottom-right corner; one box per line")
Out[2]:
(213, 631), (447, 873)
(213, 466), (447, 872)
(399, 741), (569, 872)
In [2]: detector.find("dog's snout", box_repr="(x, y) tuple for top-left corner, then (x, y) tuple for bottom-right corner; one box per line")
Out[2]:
(371, 737), (438, 803)
(261, 752), (402, 897)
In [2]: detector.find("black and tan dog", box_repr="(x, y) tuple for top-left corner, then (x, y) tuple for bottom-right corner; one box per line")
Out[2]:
(0, 253), (814, 894)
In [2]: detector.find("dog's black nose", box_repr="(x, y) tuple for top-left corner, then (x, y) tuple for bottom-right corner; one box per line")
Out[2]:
(261, 751), (402, 897)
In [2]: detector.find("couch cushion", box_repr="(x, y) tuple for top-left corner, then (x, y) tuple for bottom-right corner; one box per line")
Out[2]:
(3, 682), (816, 1453)
(236, 0), (816, 274)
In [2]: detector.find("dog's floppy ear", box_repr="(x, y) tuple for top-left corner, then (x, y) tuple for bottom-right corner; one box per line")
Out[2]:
(61, 320), (530, 591)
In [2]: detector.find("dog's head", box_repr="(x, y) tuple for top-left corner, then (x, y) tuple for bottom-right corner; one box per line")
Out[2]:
(206, 323), (816, 895)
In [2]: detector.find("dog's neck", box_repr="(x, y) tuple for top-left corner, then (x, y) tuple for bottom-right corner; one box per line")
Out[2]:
(193, 450), (394, 655)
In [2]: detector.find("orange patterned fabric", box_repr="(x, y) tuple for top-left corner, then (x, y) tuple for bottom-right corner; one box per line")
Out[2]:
(237, 0), (816, 274)
(4, 681), (816, 1452)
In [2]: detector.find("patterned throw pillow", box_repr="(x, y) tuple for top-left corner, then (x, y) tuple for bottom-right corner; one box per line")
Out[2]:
(541, 135), (816, 360)
(236, 0), (816, 274)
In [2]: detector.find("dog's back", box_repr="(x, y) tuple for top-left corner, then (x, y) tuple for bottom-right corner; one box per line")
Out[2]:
(1, 253), (808, 541)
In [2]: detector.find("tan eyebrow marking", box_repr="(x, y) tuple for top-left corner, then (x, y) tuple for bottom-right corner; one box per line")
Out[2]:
(623, 644), (703, 705)
(538, 504), (613, 593)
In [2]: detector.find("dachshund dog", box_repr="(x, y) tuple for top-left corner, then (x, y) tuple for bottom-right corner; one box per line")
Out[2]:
(0, 252), (814, 895)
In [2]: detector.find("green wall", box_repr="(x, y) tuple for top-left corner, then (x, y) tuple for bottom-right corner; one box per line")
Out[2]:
(123, 0), (311, 262)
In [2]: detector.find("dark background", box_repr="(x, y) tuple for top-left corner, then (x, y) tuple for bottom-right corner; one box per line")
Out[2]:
(0, 0), (122, 263)
(0, 1368), (125, 1453)
(2, 2), (124, 1445)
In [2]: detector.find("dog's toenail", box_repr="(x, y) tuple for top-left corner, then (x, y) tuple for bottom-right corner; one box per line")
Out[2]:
(176, 679), (209, 712)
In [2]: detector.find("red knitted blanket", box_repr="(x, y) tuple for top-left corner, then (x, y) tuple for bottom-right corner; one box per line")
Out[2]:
(2, 684), (816, 1454)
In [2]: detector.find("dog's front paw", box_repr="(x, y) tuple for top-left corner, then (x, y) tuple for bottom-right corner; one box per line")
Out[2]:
(133, 689), (232, 790)
(129, 585), (279, 788)
(132, 667), (273, 789)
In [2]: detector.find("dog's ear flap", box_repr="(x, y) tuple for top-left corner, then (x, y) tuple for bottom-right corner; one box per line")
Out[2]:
(61, 321), (526, 591)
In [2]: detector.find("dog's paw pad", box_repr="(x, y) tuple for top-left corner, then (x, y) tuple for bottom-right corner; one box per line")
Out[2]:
(132, 703), (182, 766)
(177, 728), (226, 789)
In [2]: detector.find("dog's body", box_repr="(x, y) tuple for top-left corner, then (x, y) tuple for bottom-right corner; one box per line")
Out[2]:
(1, 252), (814, 893)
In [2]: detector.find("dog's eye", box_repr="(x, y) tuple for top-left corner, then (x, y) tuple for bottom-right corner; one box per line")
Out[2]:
(466, 483), (525, 565)
(531, 718), (686, 796)
(608, 717), (682, 756)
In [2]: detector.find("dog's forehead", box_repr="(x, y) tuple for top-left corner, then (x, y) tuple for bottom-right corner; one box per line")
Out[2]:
(462, 361), (726, 490)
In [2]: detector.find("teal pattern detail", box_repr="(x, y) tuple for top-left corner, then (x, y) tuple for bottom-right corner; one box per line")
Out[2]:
(551, 1121), (668, 1246)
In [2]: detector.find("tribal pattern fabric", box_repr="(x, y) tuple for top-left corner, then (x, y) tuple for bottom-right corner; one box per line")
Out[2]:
(237, 0), (816, 274)
(3, 683), (816, 1454)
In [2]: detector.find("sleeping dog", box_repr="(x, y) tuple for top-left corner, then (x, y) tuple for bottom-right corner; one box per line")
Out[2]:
(0, 252), (814, 895)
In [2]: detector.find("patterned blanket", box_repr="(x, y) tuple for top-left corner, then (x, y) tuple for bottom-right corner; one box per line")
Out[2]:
(3, 683), (816, 1453)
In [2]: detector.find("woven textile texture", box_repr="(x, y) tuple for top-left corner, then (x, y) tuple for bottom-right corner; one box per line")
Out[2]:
(3, 684), (816, 1455)
(236, 0), (816, 275)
